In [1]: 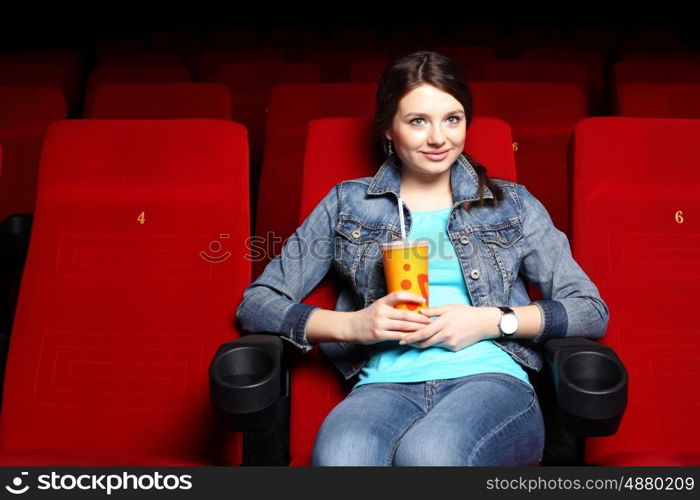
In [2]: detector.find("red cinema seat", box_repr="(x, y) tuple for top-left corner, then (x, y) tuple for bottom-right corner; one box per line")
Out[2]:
(0, 119), (250, 465)
(0, 50), (83, 115)
(287, 116), (517, 465)
(0, 63), (67, 100)
(617, 83), (700, 119)
(613, 60), (700, 88)
(0, 86), (67, 220)
(303, 49), (388, 82)
(484, 60), (589, 108)
(350, 59), (390, 82)
(97, 50), (183, 66)
(519, 48), (605, 113)
(253, 83), (377, 279)
(195, 49), (285, 82)
(620, 50), (700, 61)
(89, 83), (232, 119)
(84, 66), (191, 117)
(612, 61), (700, 114)
(470, 82), (587, 237)
(214, 62), (321, 163)
(434, 46), (497, 80)
(572, 117), (700, 465)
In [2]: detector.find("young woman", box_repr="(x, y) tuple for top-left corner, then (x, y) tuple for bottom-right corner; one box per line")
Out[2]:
(236, 51), (609, 466)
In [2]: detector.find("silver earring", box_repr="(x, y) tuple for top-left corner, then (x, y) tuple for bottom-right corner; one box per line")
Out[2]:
(387, 140), (393, 157)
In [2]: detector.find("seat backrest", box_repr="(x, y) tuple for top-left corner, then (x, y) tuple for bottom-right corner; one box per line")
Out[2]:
(215, 62), (321, 160)
(617, 83), (700, 119)
(434, 46), (497, 80)
(97, 50), (183, 66)
(484, 60), (589, 98)
(0, 50), (83, 113)
(84, 66), (192, 116)
(253, 83), (377, 279)
(0, 85), (66, 129)
(0, 119), (250, 462)
(0, 85), (67, 219)
(289, 116), (516, 465)
(350, 60), (390, 82)
(613, 61), (700, 88)
(89, 83), (232, 119)
(0, 63), (67, 94)
(572, 117), (700, 465)
(518, 48), (604, 109)
(303, 49), (388, 82)
(195, 49), (285, 82)
(470, 81), (586, 236)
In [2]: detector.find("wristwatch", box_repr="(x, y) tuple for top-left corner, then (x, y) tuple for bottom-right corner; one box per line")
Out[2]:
(497, 306), (518, 338)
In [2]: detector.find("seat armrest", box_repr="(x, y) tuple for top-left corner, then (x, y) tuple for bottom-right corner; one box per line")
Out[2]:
(209, 334), (284, 431)
(544, 337), (628, 437)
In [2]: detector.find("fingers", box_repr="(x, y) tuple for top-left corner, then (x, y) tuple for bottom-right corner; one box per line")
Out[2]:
(375, 330), (407, 342)
(386, 308), (432, 325)
(399, 322), (440, 345)
(418, 305), (449, 317)
(384, 319), (428, 333)
(384, 291), (426, 307)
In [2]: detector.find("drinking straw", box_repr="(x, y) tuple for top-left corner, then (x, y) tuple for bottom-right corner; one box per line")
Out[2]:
(397, 197), (406, 240)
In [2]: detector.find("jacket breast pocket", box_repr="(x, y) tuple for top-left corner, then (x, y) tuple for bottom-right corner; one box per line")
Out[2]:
(334, 216), (387, 292)
(475, 220), (524, 299)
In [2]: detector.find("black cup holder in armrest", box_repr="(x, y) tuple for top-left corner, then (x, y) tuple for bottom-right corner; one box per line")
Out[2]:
(545, 337), (628, 437)
(209, 334), (283, 430)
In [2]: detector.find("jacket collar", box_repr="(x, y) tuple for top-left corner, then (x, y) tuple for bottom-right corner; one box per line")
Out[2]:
(366, 153), (493, 204)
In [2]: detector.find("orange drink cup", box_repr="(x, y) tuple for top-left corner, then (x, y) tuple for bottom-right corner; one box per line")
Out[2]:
(380, 239), (429, 311)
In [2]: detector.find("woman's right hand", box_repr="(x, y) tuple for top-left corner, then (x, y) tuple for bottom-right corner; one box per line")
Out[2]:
(345, 291), (432, 345)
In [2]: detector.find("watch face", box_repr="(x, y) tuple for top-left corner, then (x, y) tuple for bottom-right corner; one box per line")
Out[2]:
(501, 313), (518, 335)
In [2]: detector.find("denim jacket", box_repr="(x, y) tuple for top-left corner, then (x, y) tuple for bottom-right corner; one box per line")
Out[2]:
(236, 154), (609, 381)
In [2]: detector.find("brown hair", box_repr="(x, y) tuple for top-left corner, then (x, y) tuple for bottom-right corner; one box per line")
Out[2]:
(371, 50), (503, 211)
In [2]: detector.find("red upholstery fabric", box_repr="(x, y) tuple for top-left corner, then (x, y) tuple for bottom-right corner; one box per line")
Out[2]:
(0, 450), (209, 466)
(620, 50), (700, 61)
(288, 116), (517, 466)
(303, 49), (388, 82)
(612, 61), (700, 114)
(434, 46), (497, 80)
(0, 85), (67, 219)
(350, 60), (390, 82)
(0, 119), (249, 465)
(214, 62), (321, 161)
(97, 50), (183, 66)
(519, 48), (604, 111)
(617, 83), (700, 119)
(84, 66), (191, 117)
(484, 60), (589, 95)
(253, 83), (377, 279)
(195, 49), (285, 82)
(613, 61), (700, 88)
(0, 63), (67, 95)
(572, 117), (700, 466)
(0, 50), (83, 114)
(89, 83), (232, 119)
(470, 82), (586, 237)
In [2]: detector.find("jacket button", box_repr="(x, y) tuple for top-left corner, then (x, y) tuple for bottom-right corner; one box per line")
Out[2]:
(470, 269), (480, 280)
(460, 235), (470, 245)
(391, 233), (401, 240)
(352, 229), (361, 239)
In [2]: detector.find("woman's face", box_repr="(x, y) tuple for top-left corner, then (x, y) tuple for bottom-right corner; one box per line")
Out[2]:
(384, 83), (466, 177)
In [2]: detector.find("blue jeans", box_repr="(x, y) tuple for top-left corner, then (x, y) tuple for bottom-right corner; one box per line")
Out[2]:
(310, 372), (545, 466)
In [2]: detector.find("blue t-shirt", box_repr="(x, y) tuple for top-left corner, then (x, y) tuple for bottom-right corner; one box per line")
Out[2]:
(354, 206), (531, 389)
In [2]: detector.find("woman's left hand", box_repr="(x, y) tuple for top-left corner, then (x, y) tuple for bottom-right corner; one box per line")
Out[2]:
(399, 305), (500, 351)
